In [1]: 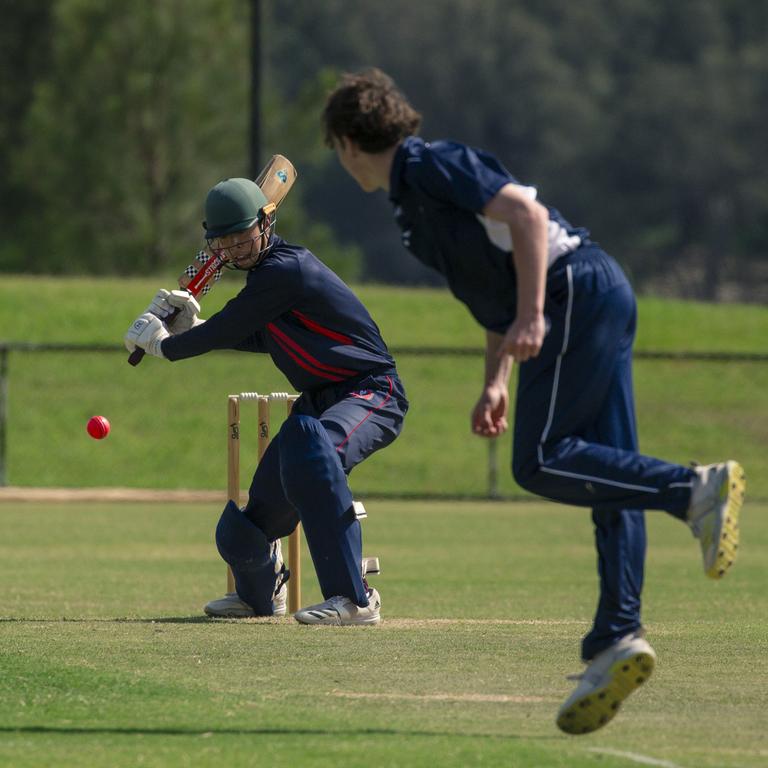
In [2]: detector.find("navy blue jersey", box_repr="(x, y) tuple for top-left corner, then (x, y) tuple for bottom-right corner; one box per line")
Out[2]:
(388, 136), (589, 332)
(162, 237), (396, 392)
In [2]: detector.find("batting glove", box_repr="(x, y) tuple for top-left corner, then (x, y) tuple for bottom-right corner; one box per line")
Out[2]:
(146, 289), (203, 334)
(124, 313), (170, 358)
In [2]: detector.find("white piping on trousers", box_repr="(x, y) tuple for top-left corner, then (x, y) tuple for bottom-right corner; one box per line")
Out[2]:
(535, 263), (658, 495)
(537, 265), (574, 465)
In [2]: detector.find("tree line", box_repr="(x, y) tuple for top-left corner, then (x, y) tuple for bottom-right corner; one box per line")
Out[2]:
(1, 0), (766, 301)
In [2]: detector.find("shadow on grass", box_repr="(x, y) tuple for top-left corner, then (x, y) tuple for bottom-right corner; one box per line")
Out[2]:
(0, 725), (550, 741)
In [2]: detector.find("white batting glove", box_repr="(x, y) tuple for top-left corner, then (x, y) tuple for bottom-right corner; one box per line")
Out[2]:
(146, 289), (203, 334)
(165, 289), (204, 332)
(124, 313), (169, 358)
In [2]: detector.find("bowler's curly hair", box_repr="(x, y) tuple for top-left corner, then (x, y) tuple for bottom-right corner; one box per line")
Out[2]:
(322, 68), (422, 153)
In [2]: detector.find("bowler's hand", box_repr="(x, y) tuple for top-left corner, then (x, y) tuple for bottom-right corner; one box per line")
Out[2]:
(471, 385), (509, 437)
(498, 313), (547, 362)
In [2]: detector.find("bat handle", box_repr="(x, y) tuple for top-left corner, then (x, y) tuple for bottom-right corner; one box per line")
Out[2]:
(128, 347), (146, 366)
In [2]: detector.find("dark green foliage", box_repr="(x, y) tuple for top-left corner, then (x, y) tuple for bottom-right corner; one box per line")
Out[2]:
(270, 0), (768, 298)
(5, 0), (251, 275)
(1, 1), (766, 298)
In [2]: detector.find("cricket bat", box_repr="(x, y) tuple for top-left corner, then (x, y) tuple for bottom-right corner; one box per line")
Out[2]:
(128, 155), (297, 366)
(255, 153), (298, 210)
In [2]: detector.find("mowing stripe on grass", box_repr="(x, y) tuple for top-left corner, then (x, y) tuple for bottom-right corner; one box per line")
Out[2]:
(332, 691), (556, 704)
(588, 748), (685, 768)
(382, 618), (589, 628)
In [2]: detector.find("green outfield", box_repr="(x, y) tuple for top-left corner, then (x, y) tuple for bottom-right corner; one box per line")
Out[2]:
(1, 276), (767, 498)
(1, 276), (766, 764)
(1, 498), (766, 768)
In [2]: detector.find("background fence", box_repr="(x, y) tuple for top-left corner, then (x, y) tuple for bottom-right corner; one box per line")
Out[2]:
(2, 342), (766, 500)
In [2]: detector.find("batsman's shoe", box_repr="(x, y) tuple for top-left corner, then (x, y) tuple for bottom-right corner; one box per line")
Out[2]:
(204, 592), (257, 618)
(556, 633), (656, 735)
(294, 588), (381, 626)
(687, 461), (745, 579)
(203, 581), (287, 618)
(204, 538), (288, 618)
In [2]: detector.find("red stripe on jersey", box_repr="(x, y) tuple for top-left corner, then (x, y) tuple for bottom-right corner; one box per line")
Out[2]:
(268, 330), (345, 382)
(267, 323), (357, 378)
(291, 310), (354, 345)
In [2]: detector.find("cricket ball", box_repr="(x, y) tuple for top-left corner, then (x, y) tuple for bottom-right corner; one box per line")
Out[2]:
(86, 415), (111, 440)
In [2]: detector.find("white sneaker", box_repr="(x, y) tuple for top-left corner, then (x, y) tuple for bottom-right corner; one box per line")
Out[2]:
(204, 592), (256, 618)
(203, 538), (288, 617)
(687, 461), (745, 579)
(203, 580), (287, 618)
(556, 633), (656, 735)
(294, 588), (381, 626)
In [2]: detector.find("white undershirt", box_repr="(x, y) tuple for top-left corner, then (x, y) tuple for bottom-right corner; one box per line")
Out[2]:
(476, 184), (581, 267)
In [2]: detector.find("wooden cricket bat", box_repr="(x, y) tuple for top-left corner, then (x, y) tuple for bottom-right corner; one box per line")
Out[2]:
(128, 155), (297, 366)
(255, 153), (298, 211)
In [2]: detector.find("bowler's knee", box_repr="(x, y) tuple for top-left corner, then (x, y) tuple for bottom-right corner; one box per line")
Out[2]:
(512, 451), (542, 493)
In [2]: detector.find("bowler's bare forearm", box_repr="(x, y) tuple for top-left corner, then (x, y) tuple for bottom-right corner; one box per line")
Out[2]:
(485, 331), (514, 389)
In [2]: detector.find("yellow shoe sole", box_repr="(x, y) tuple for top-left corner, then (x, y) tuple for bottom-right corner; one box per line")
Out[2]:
(556, 650), (656, 735)
(706, 460), (745, 579)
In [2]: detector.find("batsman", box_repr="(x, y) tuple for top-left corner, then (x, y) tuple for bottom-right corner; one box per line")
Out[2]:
(124, 172), (408, 625)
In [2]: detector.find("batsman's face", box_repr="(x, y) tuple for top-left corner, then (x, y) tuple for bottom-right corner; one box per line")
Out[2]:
(209, 220), (272, 270)
(333, 137), (377, 192)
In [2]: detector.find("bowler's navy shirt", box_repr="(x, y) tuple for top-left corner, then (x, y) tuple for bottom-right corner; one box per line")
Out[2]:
(162, 237), (396, 392)
(388, 136), (588, 333)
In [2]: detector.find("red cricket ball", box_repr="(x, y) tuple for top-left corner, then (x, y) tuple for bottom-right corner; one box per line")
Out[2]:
(86, 415), (111, 440)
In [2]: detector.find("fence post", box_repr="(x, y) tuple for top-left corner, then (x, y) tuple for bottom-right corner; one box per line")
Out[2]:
(487, 437), (499, 499)
(0, 346), (7, 486)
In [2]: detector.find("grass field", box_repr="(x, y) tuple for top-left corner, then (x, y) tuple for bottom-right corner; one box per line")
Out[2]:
(1, 276), (767, 498)
(1, 498), (766, 768)
(1, 275), (766, 764)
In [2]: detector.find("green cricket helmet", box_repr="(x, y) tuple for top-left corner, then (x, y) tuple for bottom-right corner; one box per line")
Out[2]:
(203, 178), (276, 269)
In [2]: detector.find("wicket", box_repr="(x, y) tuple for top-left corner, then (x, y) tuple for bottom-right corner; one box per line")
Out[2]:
(227, 391), (301, 613)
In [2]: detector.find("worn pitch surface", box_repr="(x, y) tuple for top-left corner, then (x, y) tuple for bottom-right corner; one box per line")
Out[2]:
(1, 499), (766, 768)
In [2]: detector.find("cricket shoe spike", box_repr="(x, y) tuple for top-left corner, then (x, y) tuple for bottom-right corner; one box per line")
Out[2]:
(294, 587), (381, 626)
(556, 632), (656, 735)
(687, 460), (745, 579)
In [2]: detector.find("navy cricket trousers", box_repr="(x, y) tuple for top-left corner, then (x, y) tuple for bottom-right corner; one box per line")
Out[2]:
(243, 370), (408, 607)
(512, 245), (695, 660)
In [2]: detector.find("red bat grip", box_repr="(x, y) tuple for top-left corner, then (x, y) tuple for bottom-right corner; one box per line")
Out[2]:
(126, 251), (224, 367)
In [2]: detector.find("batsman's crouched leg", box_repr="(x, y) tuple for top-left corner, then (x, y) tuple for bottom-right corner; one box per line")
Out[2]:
(215, 500), (284, 616)
(278, 415), (368, 606)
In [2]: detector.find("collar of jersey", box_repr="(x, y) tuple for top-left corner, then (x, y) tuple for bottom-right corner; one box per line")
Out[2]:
(389, 135), (425, 202)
